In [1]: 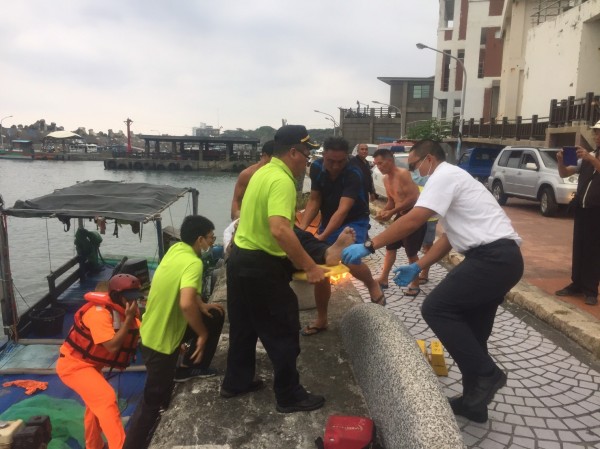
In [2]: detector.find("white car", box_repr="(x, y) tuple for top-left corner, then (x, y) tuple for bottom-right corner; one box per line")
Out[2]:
(372, 152), (410, 198)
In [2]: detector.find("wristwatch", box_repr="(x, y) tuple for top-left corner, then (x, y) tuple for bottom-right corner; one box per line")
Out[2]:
(363, 239), (375, 254)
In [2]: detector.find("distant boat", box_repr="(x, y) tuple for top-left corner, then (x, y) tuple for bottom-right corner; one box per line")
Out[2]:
(0, 139), (34, 160)
(0, 149), (33, 160)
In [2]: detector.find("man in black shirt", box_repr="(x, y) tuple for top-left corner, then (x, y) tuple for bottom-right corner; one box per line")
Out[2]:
(350, 143), (377, 202)
(556, 122), (600, 306)
(299, 137), (385, 335)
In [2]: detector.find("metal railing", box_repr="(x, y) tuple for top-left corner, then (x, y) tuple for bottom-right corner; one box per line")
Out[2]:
(341, 107), (401, 119)
(531, 0), (587, 25)
(450, 91), (598, 141)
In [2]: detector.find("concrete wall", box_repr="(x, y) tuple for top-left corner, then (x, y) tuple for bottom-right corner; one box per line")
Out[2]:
(501, 0), (600, 119)
(341, 304), (464, 449)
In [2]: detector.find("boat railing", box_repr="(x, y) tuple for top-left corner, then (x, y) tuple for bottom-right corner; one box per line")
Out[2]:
(46, 255), (84, 300)
(16, 255), (85, 337)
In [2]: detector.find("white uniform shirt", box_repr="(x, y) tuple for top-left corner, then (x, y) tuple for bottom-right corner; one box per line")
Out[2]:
(415, 162), (521, 253)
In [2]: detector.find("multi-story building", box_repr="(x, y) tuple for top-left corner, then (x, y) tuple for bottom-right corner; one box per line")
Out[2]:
(498, 0), (600, 120)
(432, 0), (505, 123)
(339, 77), (434, 147)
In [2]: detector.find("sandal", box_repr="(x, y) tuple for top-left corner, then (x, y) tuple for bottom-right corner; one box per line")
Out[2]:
(300, 325), (328, 336)
(404, 287), (421, 297)
(371, 293), (386, 306)
(378, 282), (389, 290)
(418, 276), (429, 285)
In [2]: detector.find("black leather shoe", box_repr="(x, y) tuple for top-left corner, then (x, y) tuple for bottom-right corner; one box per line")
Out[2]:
(448, 396), (488, 423)
(463, 367), (507, 409)
(276, 393), (325, 413)
(585, 296), (598, 305)
(220, 379), (265, 399)
(555, 284), (583, 296)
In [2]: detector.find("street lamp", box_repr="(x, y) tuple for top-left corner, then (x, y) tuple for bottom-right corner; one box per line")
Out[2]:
(372, 100), (402, 137)
(416, 42), (466, 160)
(314, 110), (339, 136)
(1, 115), (13, 149)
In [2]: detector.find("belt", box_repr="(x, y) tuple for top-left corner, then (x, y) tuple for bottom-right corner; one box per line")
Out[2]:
(464, 238), (517, 257)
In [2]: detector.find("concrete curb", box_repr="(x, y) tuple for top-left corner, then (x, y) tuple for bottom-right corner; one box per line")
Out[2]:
(443, 251), (600, 359)
(341, 303), (464, 449)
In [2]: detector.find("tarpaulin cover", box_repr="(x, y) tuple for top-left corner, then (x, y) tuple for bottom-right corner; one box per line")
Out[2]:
(2, 180), (196, 223)
(0, 394), (85, 449)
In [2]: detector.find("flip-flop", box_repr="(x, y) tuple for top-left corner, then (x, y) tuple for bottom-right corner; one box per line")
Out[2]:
(371, 293), (386, 306)
(418, 277), (429, 285)
(404, 287), (421, 297)
(300, 325), (328, 336)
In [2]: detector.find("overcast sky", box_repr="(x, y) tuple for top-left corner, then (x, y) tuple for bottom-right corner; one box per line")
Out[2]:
(1, 1), (439, 136)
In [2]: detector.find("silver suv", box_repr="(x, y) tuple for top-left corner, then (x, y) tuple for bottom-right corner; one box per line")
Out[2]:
(488, 146), (578, 216)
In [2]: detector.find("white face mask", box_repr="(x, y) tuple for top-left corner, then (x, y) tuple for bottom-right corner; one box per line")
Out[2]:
(411, 171), (429, 186)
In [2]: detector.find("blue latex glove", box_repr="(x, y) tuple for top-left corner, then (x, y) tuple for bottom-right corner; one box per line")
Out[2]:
(392, 263), (421, 287)
(341, 244), (371, 265)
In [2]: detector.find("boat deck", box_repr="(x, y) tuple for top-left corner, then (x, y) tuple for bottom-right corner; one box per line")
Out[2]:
(0, 263), (146, 448)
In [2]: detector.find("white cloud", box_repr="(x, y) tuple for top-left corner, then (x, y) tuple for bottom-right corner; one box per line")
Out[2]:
(0, 0), (439, 134)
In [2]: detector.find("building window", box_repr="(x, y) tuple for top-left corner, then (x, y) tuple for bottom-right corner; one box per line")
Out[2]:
(478, 49), (485, 78)
(444, 0), (455, 28)
(438, 99), (448, 120)
(413, 85), (431, 99)
(441, 50), (451, 92)
(455, 49), (465, 90)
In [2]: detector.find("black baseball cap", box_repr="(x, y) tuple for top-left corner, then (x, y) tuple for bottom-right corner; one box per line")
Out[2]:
(262, 140), (275, 156)
(274, 125), (319, 149)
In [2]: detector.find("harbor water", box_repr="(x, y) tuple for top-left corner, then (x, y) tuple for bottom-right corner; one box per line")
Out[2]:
(0, 159), (237, 314)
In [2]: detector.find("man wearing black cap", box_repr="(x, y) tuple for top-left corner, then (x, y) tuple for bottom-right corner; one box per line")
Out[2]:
(221, 124), (328, 413)
(230, 140), (275, 220)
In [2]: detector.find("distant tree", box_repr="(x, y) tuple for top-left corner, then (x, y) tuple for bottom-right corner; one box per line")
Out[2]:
(405, 119), (451, 141)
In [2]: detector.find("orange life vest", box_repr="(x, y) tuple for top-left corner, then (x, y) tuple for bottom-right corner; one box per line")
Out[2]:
(63, 291), (140, 370)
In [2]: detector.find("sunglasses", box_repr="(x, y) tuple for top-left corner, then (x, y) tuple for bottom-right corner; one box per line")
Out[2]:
(408, 156), (426, 172)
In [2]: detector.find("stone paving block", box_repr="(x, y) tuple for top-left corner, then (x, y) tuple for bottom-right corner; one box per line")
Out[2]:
(537, 441), (560, 449)
(511, 436), (535, 448)
(504, 413), (525, 426)
(533, 429), (560, 438)
(523, 416), (546, 427)
(545, 418), (568, 430)
(533, 407), (555, 418)
(487, 431), (511, 445)
(557, 430), (583, 443)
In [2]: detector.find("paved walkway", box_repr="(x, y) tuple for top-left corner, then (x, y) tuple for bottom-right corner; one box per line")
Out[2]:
(352, 220), (600, 448)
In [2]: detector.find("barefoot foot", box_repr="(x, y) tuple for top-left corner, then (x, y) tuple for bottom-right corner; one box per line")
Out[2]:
(325, 227), (356, 265)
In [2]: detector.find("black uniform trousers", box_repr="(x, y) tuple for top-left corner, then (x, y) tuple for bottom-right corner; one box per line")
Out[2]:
(222, 245), (308, 405)
(421, 239), (523, 384)
(571, 206), (600, 298)
(124, 309), (223, 449)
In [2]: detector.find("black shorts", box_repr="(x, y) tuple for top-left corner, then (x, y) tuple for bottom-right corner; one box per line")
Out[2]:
(294, 227), (329, 264)
(385, 223), (427, 258)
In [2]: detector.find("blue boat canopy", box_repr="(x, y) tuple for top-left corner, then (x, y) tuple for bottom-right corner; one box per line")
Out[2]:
(1, 180), (198, 223)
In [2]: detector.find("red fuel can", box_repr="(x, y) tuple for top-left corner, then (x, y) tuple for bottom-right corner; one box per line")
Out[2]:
(323, 415), (375, 449)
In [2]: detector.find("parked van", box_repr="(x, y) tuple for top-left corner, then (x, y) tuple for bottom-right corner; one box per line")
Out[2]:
(457, 147), (501, 182)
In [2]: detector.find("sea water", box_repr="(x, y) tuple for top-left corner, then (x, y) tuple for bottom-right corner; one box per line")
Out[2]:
(0, 159), (237, 312)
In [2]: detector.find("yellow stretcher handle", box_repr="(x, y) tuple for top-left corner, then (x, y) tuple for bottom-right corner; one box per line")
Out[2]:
(292, 264), (350, 281)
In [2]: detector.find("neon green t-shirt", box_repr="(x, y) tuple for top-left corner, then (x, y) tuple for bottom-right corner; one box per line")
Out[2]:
(234, 157), (296, 257)
(140, 242), (203, 354)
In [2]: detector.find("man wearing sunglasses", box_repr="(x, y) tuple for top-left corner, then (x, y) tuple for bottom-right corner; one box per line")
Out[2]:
(342, 139), (523, 423)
